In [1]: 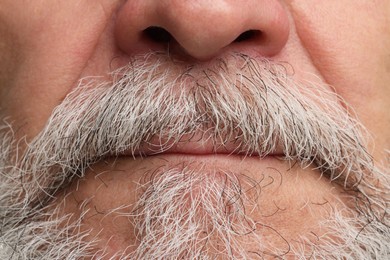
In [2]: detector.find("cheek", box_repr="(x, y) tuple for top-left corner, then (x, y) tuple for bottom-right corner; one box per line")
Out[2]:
(291, 1), (388, 94)
(290, 0), (390, 151)
(0, 0), (120, 139)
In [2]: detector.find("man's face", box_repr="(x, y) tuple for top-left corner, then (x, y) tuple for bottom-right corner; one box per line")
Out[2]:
(0, 0), (389, 258)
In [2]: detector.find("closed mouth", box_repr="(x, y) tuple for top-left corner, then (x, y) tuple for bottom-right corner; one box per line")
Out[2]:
(115, 134), (285, 159)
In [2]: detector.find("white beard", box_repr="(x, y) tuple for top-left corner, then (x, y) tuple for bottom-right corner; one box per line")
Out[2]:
(0, 53), (388, 259)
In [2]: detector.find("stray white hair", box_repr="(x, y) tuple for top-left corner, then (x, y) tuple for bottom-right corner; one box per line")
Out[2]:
(0, 53), (388, 259)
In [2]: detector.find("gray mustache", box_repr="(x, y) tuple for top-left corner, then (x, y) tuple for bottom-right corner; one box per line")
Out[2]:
(19, 53), (372, 198)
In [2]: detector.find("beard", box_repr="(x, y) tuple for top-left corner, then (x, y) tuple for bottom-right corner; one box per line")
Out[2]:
(0, 53), (388, 259)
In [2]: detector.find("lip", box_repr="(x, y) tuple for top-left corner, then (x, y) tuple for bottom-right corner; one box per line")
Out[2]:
(117, 134), (285, 158)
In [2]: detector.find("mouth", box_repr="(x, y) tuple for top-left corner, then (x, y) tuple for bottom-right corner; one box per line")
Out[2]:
(116, 133), (286, 159)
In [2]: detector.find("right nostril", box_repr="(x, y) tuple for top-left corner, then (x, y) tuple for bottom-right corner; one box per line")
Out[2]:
(234, 30), (261, 42)
(143, 26), (173, 43)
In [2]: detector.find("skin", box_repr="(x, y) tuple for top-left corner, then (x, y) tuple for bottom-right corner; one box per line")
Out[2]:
(0, 0), (389, 256)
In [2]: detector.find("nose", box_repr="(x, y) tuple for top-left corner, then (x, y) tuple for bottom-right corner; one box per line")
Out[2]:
(115, 0), (290, 60)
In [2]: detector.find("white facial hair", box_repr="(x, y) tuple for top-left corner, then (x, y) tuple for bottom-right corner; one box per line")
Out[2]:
(0, 53), (388, 259)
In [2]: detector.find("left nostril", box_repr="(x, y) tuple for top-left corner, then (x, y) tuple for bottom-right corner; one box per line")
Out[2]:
(234, 30), (261, 42)
(143, 26), (173, 43)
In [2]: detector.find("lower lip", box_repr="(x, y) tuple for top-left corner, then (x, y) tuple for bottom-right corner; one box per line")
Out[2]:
(127, 136), (285, 158)
(96, 153), (292, 185)
(117, 152), (285, 168)
(128, 146), (284, 158)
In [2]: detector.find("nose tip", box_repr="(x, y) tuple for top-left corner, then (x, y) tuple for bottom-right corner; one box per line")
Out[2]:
(115, 0), (290, 60)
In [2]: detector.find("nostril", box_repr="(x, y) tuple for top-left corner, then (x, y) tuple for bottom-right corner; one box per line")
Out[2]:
(143, 26), (173, 43)
(234, 30), (261, 42)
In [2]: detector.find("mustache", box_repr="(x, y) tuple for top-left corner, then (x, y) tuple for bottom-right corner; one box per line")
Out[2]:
(10, 52), (377, 204)
(0, 52), (388, 259)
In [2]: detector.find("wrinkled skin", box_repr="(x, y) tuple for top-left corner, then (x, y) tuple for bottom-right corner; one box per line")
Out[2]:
(0, 0), (389, 258)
